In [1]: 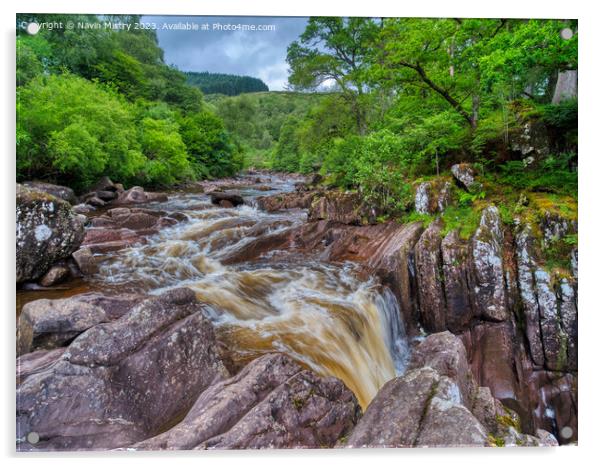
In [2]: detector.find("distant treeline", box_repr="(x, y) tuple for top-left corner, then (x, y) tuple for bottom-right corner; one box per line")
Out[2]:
(185, 72), (269, 96)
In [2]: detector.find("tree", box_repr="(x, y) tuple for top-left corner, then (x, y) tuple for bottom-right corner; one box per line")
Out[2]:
(287, 17), (379, 134)
(17, 73), (145, 190)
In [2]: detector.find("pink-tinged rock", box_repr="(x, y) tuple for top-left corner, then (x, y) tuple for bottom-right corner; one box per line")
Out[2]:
(17, 288), (229, 451)
(414, 221), (447, 331)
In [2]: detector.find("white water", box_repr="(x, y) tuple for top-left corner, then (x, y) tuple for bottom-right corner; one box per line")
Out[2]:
(93, 178), (409, 408)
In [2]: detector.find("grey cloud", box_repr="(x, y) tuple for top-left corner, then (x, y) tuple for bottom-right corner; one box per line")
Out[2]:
(143, 16), (308, 90)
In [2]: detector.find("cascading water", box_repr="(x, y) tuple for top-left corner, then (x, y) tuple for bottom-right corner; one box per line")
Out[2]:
(93, 178), (410, 409)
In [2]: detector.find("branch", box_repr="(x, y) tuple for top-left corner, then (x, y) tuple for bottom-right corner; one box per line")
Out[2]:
(399, 60), (475, 127)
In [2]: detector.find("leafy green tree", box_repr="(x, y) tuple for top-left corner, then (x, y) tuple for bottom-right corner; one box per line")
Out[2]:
(17, 73), (145, 190)
(139, 115), (192, 186)
(272, 117), (302, 172)
(287, 17), (379, 134)
(179, 110), (241, 178)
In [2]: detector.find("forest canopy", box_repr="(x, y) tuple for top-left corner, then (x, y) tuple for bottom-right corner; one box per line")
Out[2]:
(16, 15), (577, 206)
(185, 71), (269, 96)
(16, 14), (243, 191)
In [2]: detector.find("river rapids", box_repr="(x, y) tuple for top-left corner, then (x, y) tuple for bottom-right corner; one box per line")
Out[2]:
(89, 176), (409, 409)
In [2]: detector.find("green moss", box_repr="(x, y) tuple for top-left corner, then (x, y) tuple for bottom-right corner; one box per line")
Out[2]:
(488, 433), (506, 447)
(496, 413), (520, 431)
(440, 205), (482, 240)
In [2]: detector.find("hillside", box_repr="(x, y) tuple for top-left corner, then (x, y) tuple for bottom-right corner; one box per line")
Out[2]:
(205, 91), (335, 169)
(185, 71), (269, 96)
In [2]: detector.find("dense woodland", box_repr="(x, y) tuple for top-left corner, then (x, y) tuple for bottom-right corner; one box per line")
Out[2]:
(185, 71), (269, 96)
(17, 14), (244, 191)
(17, 15), (577, 217)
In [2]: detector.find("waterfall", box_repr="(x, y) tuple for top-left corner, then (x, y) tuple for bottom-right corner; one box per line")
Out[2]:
(376, 287), (410, 375)
(89, 181), (412, 410)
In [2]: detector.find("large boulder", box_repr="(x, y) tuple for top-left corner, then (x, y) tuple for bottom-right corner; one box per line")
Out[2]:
(16, 185), (86, 283)
(451, 163), (482, 192)
(345, 332), (556, 448)
(345, 367), (489, 447)
(17, 293), (142, 355)
(112, 186), (168, 206)
(309, 192), (376, 225)
(136, 353), (360, 450)
(22, 181), (77, 205)
(209, 191), (244, 207)
(509, 120), (550, 160)
(16, 288), (229, 451)
(256, 191), (316, 212)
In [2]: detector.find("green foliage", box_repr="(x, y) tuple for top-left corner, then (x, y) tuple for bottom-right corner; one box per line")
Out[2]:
(138, 112), (192, 186)
(186, 71), (268, 96)
(440, 206), (483, 240)
(16, 13), (240, 190)
(17, 74), (145, 190)
(272, 117), (302, 172)
(496, 153), (577, 195)
(352, 130), (415, 213)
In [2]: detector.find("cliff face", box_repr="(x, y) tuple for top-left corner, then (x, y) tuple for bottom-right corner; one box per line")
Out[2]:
(282, 187), (577, 444)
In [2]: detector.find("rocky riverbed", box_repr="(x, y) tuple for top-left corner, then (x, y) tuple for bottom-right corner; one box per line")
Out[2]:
(15, 169), (576, 450)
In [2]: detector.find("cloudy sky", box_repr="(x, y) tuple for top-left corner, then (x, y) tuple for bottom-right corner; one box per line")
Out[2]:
(143, 16), (309, 90)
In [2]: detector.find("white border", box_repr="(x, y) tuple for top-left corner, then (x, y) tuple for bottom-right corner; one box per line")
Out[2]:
(2, 1), (599, 465)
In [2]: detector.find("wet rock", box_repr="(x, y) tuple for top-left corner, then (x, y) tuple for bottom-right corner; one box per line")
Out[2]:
(113, 186), (168, 206)
(529, 371), (577, 444)
(309, 192), (376, 225)
(366, 222), (424, 332)
(85, 196), (106, 207)
(95, 190), (118, 201)
(71, 247), (98, 275)
(38, 263), (70, 287)
(345, 367), (488, 447)
(17, 293), (141, 355)
(408, 331), (475, 405)
(441, 230), (474, 332)
(209, 191), (244, 207)
(22, 181), (77, 205)
(16, 288), (229, 451)
(468, 322), (519, 404)
(72, 203), (94, 214)
(16, 185), (86, 283)
(451, 163), (481, 192)
(414, 221), (446, 332)
(219, 199), (234, 208)
(137, 353), (359, 450)
(471, 207), (508, 321)
(256, 191), (316, 212)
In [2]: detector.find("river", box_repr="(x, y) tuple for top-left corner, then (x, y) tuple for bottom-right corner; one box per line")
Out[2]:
(20, 174), (410, 409)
